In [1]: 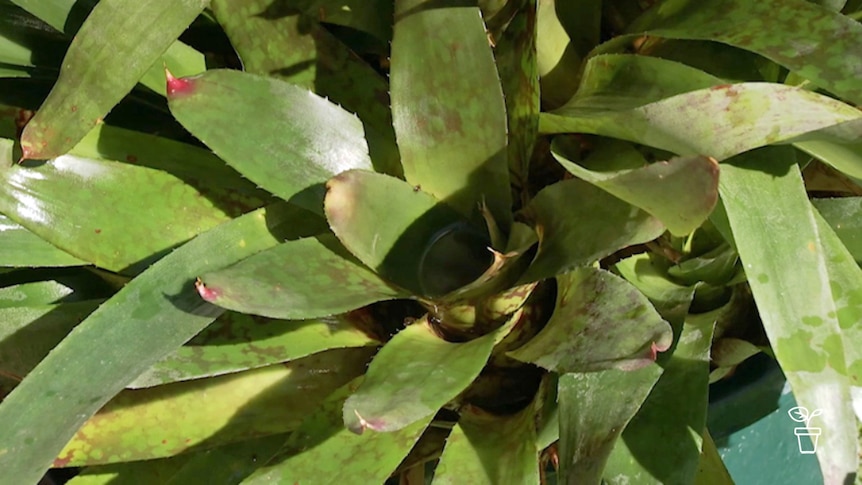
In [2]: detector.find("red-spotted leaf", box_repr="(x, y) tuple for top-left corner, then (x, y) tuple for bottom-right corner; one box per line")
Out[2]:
(509, 266), (673, 372)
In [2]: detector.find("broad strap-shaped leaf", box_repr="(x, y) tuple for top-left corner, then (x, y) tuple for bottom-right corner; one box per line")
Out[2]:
(56, 349), (372, 466)
(603, 312), (714, 485)
(509, 267), (672, 372)
(0, 138), (236, 273)
(0, 3), (67, 75)
(542, 83), (862, 161)
(517, 178), (665, 283)
(624, 0), (862, 106)
(391, 0), (511, 226)
(558, 365), (663, 485)
(535, 0), (585, 109)
(552, 138), (719, 236)
(694, 429), (734, 485)
(343, 312), (518, 434)
(813, 197), (862, 263)
(432, 404), (539, 484)
(10, 0), (204, 96)
(495, 0), (539, 197)
(325, 169), (488, 297)
(197, 233), (405, 320)
(130, 313), (377, 388)
(20, 0), (208, 160)
(0, 202), (317, 484)
(167, 69), (373, 212)
(211, 0), (401, 177)
(0, 215), (86, 267)
(0, 268), (113, 308)
(720, 147), (856, 484)
(243, 378), (431, 484)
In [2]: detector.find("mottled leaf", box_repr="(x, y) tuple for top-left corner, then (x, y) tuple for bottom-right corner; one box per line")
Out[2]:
(243, 378), (431, 484)
(0, 215), (85, 267)
(558, 365), (663, 485)
(343, 312), (519, 434)
(198, 233), (405, 320)
(551, 138), (719, 235)
(517, 178), (665, 283)
(56, 348), (372, 466)
(509, 266), (672, 372)
(720, 147), (856, 484)
(167, 69), (373, 212)
(813, 197), (862, 263)
(432, 404), (539, 484)
(604, 311), (714, 485)
(211, 0), (400, 177)
(325, 169), (487, 297)
(0, 202), (319, 484)
(20, 0), (208, 159)
(130, 312), (377, 388)
(391, 0), (511, 226)
(0, 138), (234, 273)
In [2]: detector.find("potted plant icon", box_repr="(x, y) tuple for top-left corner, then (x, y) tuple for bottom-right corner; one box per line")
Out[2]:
(788, 406), (823, 454)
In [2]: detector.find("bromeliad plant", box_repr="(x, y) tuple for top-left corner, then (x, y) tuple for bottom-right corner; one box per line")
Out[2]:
(1, 0), (862, 484)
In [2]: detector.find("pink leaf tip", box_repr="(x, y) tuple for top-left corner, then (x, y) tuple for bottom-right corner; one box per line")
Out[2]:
(165, 68), (195, 98)
(195, 278), (219, 302)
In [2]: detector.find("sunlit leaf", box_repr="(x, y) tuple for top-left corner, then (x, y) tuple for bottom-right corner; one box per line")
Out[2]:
(0, 215), (85, 267)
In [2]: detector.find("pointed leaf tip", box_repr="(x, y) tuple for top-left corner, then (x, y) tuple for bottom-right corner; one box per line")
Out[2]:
(195, 278), (219, 302)
(165, 68), (195, 98)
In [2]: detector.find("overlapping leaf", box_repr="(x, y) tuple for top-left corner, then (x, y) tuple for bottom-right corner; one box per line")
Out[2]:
(813, 197), (862, 262)
(167, 69), (373, 212)
(391, 0), (511, 226)
(0, 202), (319, 484)
(509, 266), (673, 372)
(20, 0), (208, 159)
(343, 312), (518, 434)
(0, 215), (85, 267)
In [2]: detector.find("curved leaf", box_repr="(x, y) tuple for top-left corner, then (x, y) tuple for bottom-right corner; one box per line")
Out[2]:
(552, 138), (719, 236)
(0, 138), (234, 273)
(197, 233), (404, 320)
(509, 266), (672, 372)
(20, 0), (208, 159)
(343, 312), (518, 434)
(325, 169), (486, 297)
(130, 312), (378, 388)
(517, 178), (665, 283)
(391, 0), (511, 226)
(56, 348), (372, 466)
(243, 378), (431, 484)
(0, 215), (86, 267)
(167, 69), (373, 212)
(813, 197), (862, 263)
(432, 404), (539, 484)
(719, 148), (856, 484)
(0, 202), (317, 484)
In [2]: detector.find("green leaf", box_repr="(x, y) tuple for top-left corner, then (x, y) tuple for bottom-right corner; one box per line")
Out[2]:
(813, 197), (862, 263)
(391, 0), (511, 226)
(557, 365), (663, 485)
(614, 252), (696, 324)
(509, 267), (673, 372)
(20, 0), (208, 159)
(667, 244), (739, 286)
(243, 378), (431, 484)
(325, 169), (488, 297)
(211, 0), (401, 177)
(307, 0), (393, 45)
(536, 0), (584, 108)
(130, 312), (378, 388)
(432, 404), (539, 484)
(542, 83), (861, 161)
(0, 202), (318, 484)
(517, 178), (665, 283)
(56, 348), (372, 466)
(552, 138), (719, 236)
(343, 312), (518, 433)
(603, 310), (714, 485)
(0, 215), (86, 267)
(167, 69), (373, 212)
(694, 429), (734, 485)
(0, 301), (100, 380)
(625, 0), (862, 106)
(0, 268), (112, 308)
(0, 3), (67, 74)
(0, 138), (233, 273)
(719, 147), (857, 484)
(198, 233), (405, 320)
